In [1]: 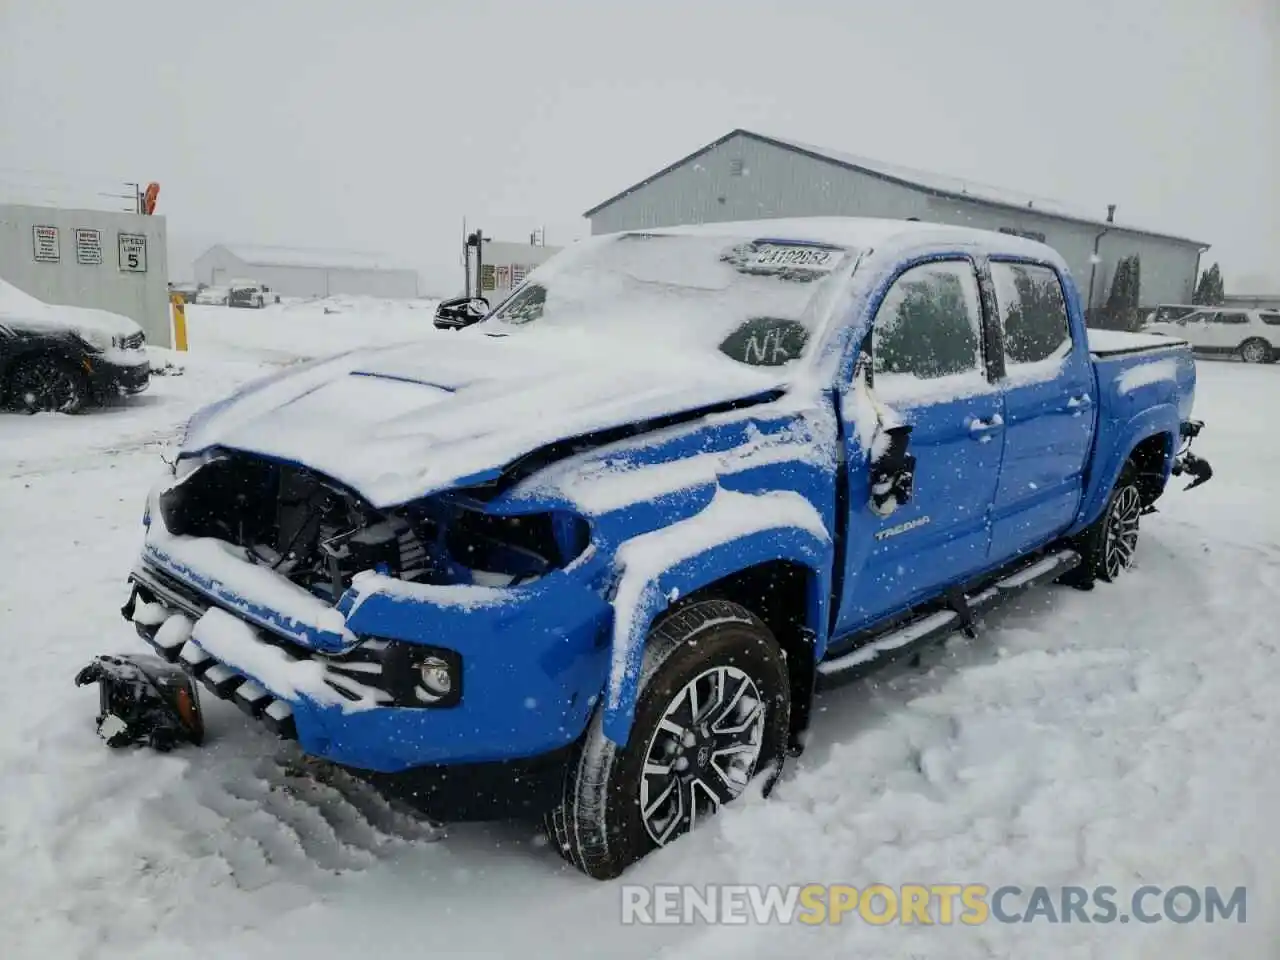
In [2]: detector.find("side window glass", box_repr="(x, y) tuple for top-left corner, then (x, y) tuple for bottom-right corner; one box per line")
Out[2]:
(990, 262), (1072, 366)
(871, 261), (983, 382)
(1218, 311), (1248, 324)
(493, 283), (546, 325)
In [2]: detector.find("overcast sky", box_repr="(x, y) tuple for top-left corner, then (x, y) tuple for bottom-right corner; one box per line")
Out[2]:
(1, 0), (1276, 294)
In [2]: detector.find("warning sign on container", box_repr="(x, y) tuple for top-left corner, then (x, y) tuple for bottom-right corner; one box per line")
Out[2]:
(75, 228), (103, 265)
(32, 225), (60, 263)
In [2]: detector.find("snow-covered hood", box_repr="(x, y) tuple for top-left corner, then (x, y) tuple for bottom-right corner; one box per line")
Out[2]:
(0, 278), (143, 339)
(180, 327), (787, 508)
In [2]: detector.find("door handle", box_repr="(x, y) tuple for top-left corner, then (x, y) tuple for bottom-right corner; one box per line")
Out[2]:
(967, 414), (1004, 440)
(1067, 393), (1092, 409)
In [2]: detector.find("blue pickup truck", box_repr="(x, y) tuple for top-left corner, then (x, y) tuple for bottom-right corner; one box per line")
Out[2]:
(115, 218), (1211, 879)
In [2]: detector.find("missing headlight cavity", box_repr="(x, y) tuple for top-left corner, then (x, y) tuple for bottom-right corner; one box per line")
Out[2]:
(161, 452), (590, 600)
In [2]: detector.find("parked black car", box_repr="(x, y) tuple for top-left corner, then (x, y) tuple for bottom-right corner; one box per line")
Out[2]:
(1, 279), (151, 414)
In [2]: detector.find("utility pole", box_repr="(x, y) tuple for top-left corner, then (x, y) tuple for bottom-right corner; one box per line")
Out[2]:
(462, 216), (471, 297)
(466, 229), (488, 298)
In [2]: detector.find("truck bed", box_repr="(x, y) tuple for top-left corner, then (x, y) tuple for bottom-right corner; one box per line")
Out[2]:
(1087, 328), (1188, 358)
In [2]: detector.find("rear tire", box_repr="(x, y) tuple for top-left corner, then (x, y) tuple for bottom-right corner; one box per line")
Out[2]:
(1075, 465), (1144, 582)
(5, 355), (88, 414)
(1239, 338), (1272, 364)
(546, 599), (789, 880)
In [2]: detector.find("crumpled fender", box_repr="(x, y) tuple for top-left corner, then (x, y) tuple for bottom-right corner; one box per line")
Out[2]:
(601, 525), (833, 746)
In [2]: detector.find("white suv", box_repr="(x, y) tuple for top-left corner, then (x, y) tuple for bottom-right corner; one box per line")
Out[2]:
(1144, 307), (1280, 363)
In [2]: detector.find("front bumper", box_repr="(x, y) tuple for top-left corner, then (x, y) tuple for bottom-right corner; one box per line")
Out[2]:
(87, 355), (150, 397)
(123, 548), (612, 816)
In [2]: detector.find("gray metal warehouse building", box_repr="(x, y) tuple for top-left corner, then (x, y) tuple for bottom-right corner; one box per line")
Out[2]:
(584, 129), (1210, 311)
(195, 244), (419, 299)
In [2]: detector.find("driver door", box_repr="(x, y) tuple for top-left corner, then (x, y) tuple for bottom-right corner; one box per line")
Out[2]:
(834, 258), (1005, 636)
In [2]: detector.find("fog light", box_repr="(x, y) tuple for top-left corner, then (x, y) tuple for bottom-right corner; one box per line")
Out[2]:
(417, 656), (453, 702)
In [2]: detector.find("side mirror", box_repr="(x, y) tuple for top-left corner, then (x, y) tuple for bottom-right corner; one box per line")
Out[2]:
(869, 424), (916, 516)
(434, 296), (490, 330)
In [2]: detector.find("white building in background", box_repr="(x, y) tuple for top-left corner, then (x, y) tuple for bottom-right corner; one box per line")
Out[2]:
(194, 244), (419, 299)
(475, 240), (561, 302)
(0, 202), (172, 346)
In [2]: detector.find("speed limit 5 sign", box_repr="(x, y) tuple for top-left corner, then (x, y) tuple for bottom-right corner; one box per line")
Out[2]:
(118, 233), (148, 273)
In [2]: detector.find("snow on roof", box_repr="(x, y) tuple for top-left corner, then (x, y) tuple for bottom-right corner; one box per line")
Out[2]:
(215, 244), (417, 273)
(626, 216), (1063, 263)
(583, 129), (1209, 247)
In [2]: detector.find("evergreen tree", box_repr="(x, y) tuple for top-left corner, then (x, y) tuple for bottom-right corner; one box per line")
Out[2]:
(1107, 256), (1131, 312)
(1193, 263), (1226, 305)
(1208, 263), (1225, 304)
(1105, 255), (1143, 330)
(1193, 267), (1212, 305)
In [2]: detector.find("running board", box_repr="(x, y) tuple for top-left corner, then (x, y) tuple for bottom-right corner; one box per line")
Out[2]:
(815, 548), (1081, 689)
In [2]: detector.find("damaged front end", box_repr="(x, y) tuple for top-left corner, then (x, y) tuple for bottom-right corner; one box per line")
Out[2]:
(156, 449), (594, 609)
(121, 448), (614, 817)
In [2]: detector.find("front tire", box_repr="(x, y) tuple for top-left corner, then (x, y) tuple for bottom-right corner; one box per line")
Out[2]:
(1239, 338), (1272, 364)
(1077, 466), (1144, 582)
(5, 355), (88, 414)
(547, 599), (789, 880)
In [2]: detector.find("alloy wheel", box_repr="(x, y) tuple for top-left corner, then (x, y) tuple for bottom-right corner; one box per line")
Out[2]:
(1241, 341), (1269, 364)
(639, 664), (766, 846)
(1103, 485), (1142, 579)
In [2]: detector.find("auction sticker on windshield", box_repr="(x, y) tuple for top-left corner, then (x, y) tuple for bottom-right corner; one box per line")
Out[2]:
(751, 244), (838, 268)
(721, 242), (846, 278)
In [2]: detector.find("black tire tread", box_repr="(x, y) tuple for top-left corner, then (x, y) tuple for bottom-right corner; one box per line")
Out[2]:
(5, 353), (87, 414)
(1076, 463), (1141, 582)
(546, 599), (783, 880)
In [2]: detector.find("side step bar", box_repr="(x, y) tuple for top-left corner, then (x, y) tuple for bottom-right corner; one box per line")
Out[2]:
(815, 548), (1081, 690)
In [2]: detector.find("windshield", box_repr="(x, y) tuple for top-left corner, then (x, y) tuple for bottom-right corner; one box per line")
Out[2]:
(485, 232), (853, 367)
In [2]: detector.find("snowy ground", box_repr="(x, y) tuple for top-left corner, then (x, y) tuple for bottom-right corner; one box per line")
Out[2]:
(1, 299), (1277, 959)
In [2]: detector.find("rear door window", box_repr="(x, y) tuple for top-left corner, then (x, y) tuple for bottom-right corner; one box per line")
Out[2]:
(990, 262), (1072, 367)
(1215, 311), (1249, 324)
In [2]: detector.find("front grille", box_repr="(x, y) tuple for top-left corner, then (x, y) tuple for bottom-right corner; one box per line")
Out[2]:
(120, 331), (145, 350)
(128, 564), (398, 725)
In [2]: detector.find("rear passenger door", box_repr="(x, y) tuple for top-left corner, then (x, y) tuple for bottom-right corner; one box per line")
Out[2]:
(986, 260), (1095, 563)
(1207, 310), (1251, 351)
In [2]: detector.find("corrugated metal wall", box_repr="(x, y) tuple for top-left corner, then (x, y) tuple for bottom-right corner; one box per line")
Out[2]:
(194, 246), (419, 299)
(0, 203), (172, 346)
(588, 133), (1200, 308)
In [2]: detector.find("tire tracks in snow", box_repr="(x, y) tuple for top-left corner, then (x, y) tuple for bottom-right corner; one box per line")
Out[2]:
(136, 743), (444, 893)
